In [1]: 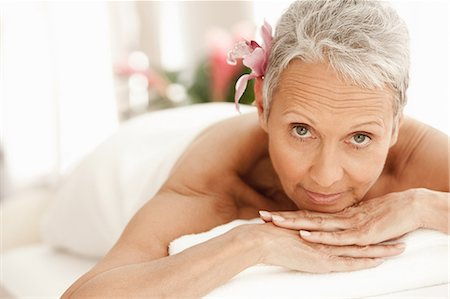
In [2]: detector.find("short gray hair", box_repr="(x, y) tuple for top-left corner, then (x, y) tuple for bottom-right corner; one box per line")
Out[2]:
(263, 0), (410, 119)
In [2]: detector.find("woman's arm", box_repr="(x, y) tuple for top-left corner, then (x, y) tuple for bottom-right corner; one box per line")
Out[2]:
(417, 188), (449, 234)
(64, 222), (261, 298)
(63, 191), (402, 298)
(61, 190), (246, 298)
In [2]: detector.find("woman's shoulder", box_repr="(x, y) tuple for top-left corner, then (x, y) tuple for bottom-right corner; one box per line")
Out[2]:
(384, 116), (449, 192)
(158, 111), (278, 219)
(389, 116), (448, 165)
(163, 111), (268, 192)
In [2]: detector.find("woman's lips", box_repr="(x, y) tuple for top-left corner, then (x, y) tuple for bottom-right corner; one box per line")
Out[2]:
(304, 189), (344, 205)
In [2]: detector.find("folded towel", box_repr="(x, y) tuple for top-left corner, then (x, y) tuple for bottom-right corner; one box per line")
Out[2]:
(169, 219), (449, 298)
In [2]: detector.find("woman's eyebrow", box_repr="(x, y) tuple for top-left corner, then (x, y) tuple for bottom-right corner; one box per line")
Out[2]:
(349, 120), (385, 131)
(282, 110), (316, 126)
(282, 110), (385, 131)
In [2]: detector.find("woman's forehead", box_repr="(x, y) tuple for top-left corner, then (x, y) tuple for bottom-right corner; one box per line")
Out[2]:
(273, 60), (394, 115)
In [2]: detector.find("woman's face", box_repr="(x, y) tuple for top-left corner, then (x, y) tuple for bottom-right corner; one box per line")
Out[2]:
(261, 60), (398, 213)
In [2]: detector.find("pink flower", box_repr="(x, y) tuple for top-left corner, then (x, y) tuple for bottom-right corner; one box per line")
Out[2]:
(207, 26), (248, 102)
(227, 20), (273, 111)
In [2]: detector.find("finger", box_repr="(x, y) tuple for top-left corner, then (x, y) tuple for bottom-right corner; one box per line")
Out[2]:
(299, 229), (367, 246)
(328, 256), (384, 273)
(378, 233), (408, 244)
(274, 210), (345, 220)
(271, 213), (350, 231)
(258, 210), (272, 222)
(258, 210), (314, 223)
(318, 243), (406, 258)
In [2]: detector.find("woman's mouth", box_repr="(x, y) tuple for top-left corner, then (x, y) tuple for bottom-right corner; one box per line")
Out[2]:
(304, 189), (345, 205)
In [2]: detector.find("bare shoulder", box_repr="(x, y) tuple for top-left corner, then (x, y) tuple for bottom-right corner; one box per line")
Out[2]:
(119, 112), (273, 249)
(147, 111), (274, 229)
(386, 116), (449, 192)
(165, 111), (267, 192)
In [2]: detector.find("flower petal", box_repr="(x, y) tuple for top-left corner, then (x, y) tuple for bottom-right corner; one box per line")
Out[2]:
(250, 40), (260, 50)
(226, 50), (237, 65)
(261, 20), (273, 52)
(234, 73), (258, 112)
(242, 47), (265, 76)
(226, 40), (252, 65)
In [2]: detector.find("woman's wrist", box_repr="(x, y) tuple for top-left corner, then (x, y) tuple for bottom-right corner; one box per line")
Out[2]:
(230, 223), (270, 265)
(414, 188), (450, 234)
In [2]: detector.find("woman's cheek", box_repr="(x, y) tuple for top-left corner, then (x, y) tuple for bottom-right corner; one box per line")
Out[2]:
(348, 148), (389, 193)
(269, 138), (310, 191)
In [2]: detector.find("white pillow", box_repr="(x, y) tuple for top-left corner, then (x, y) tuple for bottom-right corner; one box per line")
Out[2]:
(41, 103), (256, 258)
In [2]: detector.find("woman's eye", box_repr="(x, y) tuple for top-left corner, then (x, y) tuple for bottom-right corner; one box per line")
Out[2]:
(350, 133), (371, 147)
(292, 125), (312, 138)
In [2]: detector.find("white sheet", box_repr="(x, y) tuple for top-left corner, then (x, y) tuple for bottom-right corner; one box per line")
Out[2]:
(169, 219), (450, 298)
(0, 233), (447, 299)
(0, 244), (97, 298)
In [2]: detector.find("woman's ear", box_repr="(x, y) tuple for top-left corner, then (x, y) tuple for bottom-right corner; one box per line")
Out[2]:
(390, 112), (404, 147)
(254, 77), (268, 132)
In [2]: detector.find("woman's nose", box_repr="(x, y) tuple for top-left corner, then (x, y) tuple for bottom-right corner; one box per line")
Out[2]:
(308, 145), (344, 188)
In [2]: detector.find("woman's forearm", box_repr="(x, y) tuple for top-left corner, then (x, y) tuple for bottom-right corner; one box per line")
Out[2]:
(67, 225), (261, 298)
(417, 188), (450, 234)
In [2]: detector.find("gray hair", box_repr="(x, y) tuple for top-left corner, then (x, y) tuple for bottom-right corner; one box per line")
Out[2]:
(262, 0), (410, 119)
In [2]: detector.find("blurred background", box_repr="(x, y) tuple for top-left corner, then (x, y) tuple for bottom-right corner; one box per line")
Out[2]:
(0, 1), (449, 200)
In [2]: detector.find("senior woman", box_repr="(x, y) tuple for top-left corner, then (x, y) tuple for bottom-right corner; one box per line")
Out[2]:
(63, 0), (449, 298)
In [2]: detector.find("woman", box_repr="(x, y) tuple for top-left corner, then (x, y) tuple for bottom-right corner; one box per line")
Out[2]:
(63, 0), (449, 297)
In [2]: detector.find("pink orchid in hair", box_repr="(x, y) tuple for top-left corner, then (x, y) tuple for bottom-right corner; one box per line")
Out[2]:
(227, 20), (273, 111)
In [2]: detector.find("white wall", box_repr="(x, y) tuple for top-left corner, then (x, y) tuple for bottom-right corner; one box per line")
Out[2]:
(0, 2), (118, 197)
(391, 1), (449, 135)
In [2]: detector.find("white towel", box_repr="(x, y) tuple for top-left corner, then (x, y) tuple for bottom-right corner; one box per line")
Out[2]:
(169, 219), (449, 298)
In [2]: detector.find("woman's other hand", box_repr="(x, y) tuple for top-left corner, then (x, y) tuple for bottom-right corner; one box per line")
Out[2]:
(259, 189), (440, 246)
(238, 222), (405, 274)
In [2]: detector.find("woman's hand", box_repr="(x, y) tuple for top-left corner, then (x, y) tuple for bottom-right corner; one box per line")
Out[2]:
(259, 189), (429, 246)
(238, 222), (405, 274)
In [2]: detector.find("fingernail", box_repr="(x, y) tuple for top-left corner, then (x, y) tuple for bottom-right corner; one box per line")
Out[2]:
(259, 210), (272, 219)
(300, 230), (311, 237)
(272, 215), (285, 222)
(374, 258), (385, 264)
